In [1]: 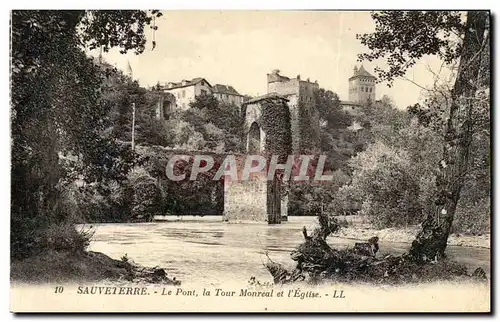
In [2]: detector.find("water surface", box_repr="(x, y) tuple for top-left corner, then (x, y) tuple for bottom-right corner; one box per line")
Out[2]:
(84, 216), (490, 287)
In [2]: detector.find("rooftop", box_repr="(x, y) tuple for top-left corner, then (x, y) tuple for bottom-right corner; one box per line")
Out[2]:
(267, 69), (318, 84)
(163, 77), (210, 90)
(349, 65), (376, 80)
(212, 84), (242, 96)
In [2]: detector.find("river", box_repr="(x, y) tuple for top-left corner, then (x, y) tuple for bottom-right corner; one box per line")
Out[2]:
(84, 216), (490, 287)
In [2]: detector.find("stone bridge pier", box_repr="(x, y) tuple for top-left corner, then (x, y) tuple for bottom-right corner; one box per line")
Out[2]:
(222, 167), (289, 224)
(223, 94), (291, 224)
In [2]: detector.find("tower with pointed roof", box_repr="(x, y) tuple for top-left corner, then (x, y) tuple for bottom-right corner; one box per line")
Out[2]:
(348, 65), (376, 104)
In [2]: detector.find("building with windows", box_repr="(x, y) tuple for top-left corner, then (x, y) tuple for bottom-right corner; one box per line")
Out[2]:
(212, 84), (246, 106)
(348, 65), (376, 104)
(162, 77), (213, 110)
(342, 65), (377, 115)
(160, 78), (246, 111)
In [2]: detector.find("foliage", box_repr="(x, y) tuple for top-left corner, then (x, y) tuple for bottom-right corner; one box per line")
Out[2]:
(79, 10), (162, 54)
(11, 10), (160, 259)
(137, 146), (224, 216)
(100, 67), (176, 147)
(259, 97), (293, 161)
(186, 93), (242, 152)
(338, 142), (423, 228)
(126, 168), (162, 221)
(168, 118), (206, 150)
(453, 197), (490, 235)
(357, 11), (465, 85)
(288, 170), (350, 216)
(359, 11), (490, 260)
(315, 88), (352, 131)
(73, 181), (131, 223)
(296, 101), (315, 152)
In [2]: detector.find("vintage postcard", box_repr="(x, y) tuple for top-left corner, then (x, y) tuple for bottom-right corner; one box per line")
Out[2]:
(10, 10), (491, 312)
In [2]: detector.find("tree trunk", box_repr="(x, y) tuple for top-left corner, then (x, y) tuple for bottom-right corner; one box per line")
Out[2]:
(409, 11), (488, 262)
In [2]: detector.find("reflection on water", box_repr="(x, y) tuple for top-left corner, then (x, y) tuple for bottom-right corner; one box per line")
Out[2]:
(83, 216), (490, 287)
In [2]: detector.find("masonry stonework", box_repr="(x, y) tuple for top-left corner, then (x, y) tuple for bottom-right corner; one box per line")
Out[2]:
(223, 175), (267, 222)
(267, 69), (320, 152)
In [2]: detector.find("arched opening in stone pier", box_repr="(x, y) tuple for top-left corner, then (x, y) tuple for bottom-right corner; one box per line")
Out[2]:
(247, 121), (261, 154)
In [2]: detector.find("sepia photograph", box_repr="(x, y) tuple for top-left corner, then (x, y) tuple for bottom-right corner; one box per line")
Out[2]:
(9, 9), (491, 312)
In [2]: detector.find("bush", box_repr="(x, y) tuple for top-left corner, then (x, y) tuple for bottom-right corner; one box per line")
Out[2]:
(338, 142), (424, 228)
(288, 169), (350, 216)
(127, 167), (162, 221)
(38, 222), (92, 254)
(73, 181), (131, 223)
(11, 186), (93, 259)
(453, 197), (490, 235)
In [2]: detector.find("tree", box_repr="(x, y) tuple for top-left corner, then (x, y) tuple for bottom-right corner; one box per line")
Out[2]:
(101, 67), (176, 147)
(11, 10), (161, 258)
(289, 89), (353, 216)
(185, 93), (242, 152)
(358, 11), (489, 261)
(314, 88), (353, 169)
(338, 141), (424, 228)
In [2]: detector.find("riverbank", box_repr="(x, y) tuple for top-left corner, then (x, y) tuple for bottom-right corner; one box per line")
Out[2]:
(11, 250), (180, 285)
(331, 220), (490, 249)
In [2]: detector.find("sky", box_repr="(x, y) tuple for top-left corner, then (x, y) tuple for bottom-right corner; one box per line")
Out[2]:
(92, 10), (452, 109)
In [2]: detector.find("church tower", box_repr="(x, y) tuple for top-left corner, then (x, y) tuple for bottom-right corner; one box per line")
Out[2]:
(348, 65), (376, 104)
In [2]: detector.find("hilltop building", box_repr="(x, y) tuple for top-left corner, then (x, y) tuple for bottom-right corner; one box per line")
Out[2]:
(341, 65), (377, 115)
(212, 84), (246, 106)
(266, 69), (321, 151)
(159, 78), (247, 111)
(348, 65), (376, 103)
(162, 78), (213, 110)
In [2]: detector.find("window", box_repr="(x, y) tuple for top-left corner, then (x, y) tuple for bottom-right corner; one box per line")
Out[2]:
(361, 87), (364, 92)
(369, 88), (372, 93)
(182, 90), (186, 98)
(201, 89), (207, 95)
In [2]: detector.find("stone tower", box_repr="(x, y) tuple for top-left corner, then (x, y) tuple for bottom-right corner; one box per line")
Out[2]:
(266, 69), (320, 152)
(348, 65), (376, 104)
